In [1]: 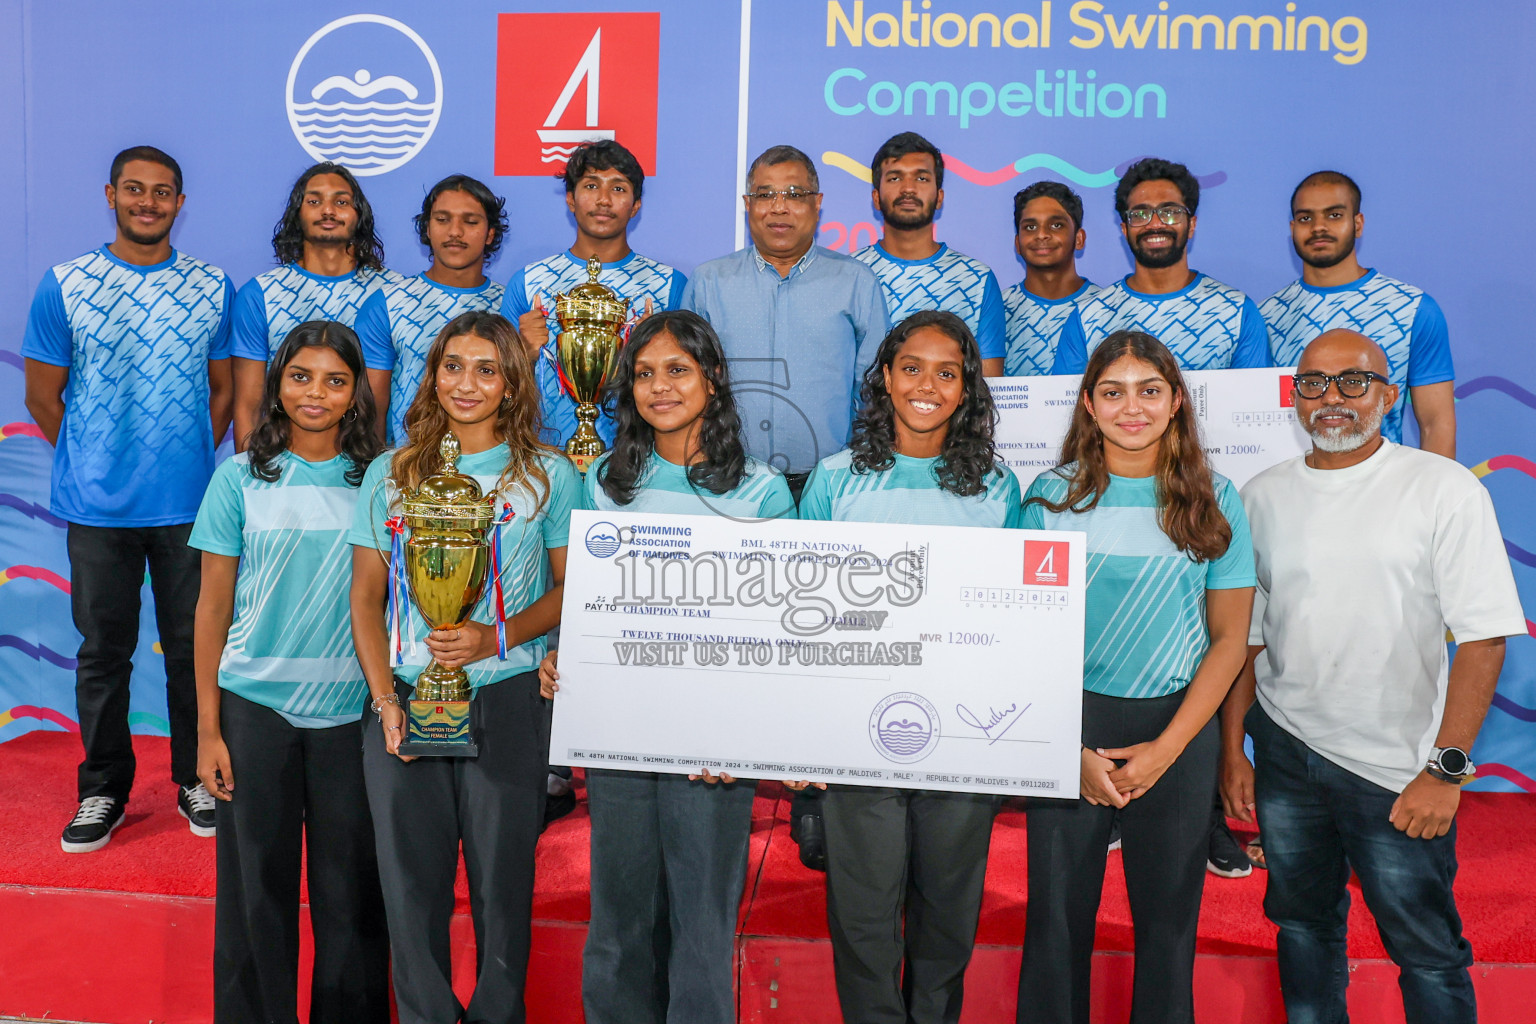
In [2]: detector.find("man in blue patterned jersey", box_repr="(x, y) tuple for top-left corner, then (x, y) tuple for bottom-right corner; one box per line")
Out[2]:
(230, 163), (401, 447)
(1053, 158), (1269, 373)
(1261, 171), (1455, 458)
(356, 175), (508, 445)
(852, 132), (1005, 375)
(22, 147), (235, 852)
(503, 140), (686, 450)
(1002, 181), (1101, 376)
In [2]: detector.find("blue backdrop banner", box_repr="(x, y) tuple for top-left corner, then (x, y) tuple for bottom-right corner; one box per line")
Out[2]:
(1, 0), (1531, 791)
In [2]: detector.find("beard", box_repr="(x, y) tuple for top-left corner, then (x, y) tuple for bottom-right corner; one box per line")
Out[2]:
(116, 209), (172, 247)
(304, 223), (355, 247)
(1307, 402), (1384, 453)
(1295, 229), (1357, 269)
(881, 197), (937, 231)
(1130, 229), (1187, 269)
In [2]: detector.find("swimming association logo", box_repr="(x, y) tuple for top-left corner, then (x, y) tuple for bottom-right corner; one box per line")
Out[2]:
(1024, 540), (1069, 586)
(494, 12), (660, 176)
(285, 15), (444, 177)
(584, 521), (622, 559)
(868, 692), (940, 764)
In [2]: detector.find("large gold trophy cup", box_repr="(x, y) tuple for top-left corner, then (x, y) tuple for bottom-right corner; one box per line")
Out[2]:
(398, 434), (494, 757)
(555, 255), (629, 474)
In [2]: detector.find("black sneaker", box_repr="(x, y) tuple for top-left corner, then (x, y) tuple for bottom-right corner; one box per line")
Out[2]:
(1207, 813), (1253, 878)
(61, 796), (125, 853)
(178, 783), (217, 838)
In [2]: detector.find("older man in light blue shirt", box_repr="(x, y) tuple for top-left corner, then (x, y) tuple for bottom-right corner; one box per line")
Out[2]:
(683, 145), (889, 488)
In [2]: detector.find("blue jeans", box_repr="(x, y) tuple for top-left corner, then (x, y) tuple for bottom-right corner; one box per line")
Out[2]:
(1249, 704), (1475, 1024)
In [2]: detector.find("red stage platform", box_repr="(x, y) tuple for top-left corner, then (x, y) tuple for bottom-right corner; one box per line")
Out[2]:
(3, 733), (1533, 1023)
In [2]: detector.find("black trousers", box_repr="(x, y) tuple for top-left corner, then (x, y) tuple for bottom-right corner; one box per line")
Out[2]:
(823, 786), (1000, 1024)
(1017, 688), (1218, 1024)
(68, 521), (200, 800)
(213, 692), (389, 1024)
(364, 671), (550, 1024)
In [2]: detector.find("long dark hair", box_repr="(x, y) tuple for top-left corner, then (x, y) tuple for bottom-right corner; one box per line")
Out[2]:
(247, 321), (381, 486)
(271, 162), (386, 271)
(413, 173), (509, 264)
(598, 310), (745, 504)
(390, 310), (556, 508)
(850, 310), (998, 497)
(1030, 330), (1230, 562)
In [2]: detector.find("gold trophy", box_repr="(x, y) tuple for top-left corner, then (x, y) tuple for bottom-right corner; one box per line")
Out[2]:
(398, 433), (494, 757)
(554, 254), (629, 474)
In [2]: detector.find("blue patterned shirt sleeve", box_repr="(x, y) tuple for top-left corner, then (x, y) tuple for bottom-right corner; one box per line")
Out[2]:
(975, 271), (1006, 361)
(19, 271), (70, 366)
(354, 289), (394, 372)
(851, 272), (891, 427)
(1233, 298), (1271, 369)
(188, 458), (246, 557)
(666, 270), (689, 311)
(1406, 294), (1454, 387)
(1206, 478), (1257, 589)
(1052, 309), (1088, 374)
(230, 278), (271, 361)
(503, 268), (532, 320)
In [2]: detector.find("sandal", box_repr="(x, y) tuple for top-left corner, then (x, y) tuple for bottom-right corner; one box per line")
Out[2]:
(1245, 833), (1267, 870)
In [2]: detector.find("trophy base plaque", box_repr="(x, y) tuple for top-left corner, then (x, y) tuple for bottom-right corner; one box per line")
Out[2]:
(399, 698), (479, 757)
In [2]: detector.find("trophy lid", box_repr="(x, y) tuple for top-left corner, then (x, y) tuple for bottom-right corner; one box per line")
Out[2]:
(556, 255), (629, 324)
(401, 434), (494, 523)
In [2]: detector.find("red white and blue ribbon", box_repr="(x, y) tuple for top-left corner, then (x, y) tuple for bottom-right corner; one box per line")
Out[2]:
(490, 502), (517, 659)
(385, 515), (407, 667)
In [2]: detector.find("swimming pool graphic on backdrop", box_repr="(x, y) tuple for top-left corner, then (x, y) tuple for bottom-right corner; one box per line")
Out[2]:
(285, 15), (443, 176)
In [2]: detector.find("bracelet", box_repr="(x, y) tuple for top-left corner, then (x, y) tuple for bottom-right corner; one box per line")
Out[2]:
(370, 692), (401, 716)
(1424, 764), (1465, 785)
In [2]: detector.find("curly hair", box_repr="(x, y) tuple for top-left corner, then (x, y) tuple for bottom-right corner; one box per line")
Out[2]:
(271, 162), (385, 271)
(1013, 180), (1084, 232)
(598, 310), (745, 504)
(849, 310), (999, 497)
(413, 173), (509, 264)
(246, 321), (381, 486)
(1028, 330), (1231, 562)
(1114, 157), (1200, 220)
(559, 140), (646, 202)
(389, 311), (560, 510)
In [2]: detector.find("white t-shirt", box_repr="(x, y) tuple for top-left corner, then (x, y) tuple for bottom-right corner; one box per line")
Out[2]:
(1241, 441), (1526, 793)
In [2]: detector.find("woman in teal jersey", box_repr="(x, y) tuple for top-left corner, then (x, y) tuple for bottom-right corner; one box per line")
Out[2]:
(538, 310), (793, 1024)
(1014, 331), (1255, 1024)
(190, 320), (388, 1024)
(798, 309), (1022, 1024)
(349, 310), (579, 1024)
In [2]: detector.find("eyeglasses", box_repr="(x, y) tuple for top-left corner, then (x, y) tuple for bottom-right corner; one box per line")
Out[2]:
(744, 189), (821, 207)
(1291, 371), (1390, 399)
(1124, 205), (1190, 227)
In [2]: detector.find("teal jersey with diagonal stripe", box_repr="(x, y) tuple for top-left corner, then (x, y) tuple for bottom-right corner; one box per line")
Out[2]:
(585, 451), (797, 520)
(189, 452), (369, 726)
(1020, 467), (1255, 698)
(350, 445), (579, 689)
(799, 449), (1023, 529)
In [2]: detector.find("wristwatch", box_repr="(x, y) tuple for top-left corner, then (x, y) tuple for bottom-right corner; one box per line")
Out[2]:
(1426, 746), (1475, 784)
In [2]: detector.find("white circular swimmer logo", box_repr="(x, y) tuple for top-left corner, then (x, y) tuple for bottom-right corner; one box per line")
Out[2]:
(286, 15), (443, 177)
(869, 692), (940, 764)
(585, 521), (622, 559)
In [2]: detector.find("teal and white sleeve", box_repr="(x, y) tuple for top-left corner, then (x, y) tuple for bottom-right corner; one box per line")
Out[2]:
(1206, 479), (1257, 589)
(188, 459), (246, 557)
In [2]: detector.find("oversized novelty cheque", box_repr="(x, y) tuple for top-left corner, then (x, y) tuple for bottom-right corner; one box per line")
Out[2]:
(550, 510), (1086, 797)
(990, 366), (1309, 490)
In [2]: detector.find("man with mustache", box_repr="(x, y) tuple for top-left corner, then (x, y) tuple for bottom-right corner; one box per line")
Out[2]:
(1221, 329), (1523, 1024)
(503, 140), (686, 450)
(1001, 180), (1101, 376)
(356, 175), (508, 446)
(23, 146), (235, 850)
(230, 162), (401, 448)
(1052, 157), (1269, 373)
(1261, 171), (1455, 459)
(853, 132), (1005, 376)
